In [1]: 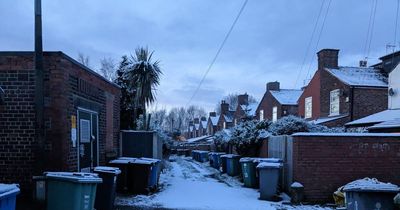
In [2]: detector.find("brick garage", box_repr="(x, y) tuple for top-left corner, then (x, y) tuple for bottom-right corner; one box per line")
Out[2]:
(291, 133), (400, 203)
(0, 51), (120, 193)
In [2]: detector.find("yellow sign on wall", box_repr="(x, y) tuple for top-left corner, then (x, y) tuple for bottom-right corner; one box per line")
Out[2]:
(71, 115), (77, 129)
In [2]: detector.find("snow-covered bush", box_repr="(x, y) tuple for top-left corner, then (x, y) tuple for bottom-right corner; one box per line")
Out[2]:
(230, 120), (271, 157)
(213, 129), (232, 152)
(268, 115), (344, 135)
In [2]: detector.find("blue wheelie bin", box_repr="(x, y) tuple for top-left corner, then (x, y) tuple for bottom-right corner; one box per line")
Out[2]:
(139, 158), (162, 191)
(0, 184), (20, 210)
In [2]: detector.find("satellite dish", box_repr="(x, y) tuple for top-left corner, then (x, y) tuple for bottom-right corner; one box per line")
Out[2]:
(389, 88), (396, 96)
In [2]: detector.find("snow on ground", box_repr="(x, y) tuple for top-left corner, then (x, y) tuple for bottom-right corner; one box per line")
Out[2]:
(115, 156), (331, 210)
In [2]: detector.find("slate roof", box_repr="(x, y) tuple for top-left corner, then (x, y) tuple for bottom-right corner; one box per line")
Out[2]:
(346, 109), (400, 126)
(240, 103), (258, 116)
(325, 67), (388, 87)
(269, 89), (303, 105)
(210, 116), (219, 126)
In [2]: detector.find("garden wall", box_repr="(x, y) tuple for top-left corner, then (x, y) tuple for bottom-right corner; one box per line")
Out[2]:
(291, 133), (400, 203)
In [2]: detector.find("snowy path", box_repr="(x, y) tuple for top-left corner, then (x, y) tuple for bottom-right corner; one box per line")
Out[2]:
(115, 156), (331, 210)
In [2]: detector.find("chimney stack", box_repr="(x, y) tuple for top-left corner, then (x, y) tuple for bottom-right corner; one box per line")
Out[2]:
(194, 118), (200, 124)
(266, 81), (280, 91)
(220, 100), (229, 115)
(238, 93), (249, 105)
(317, 49), (339, 70)
(201, 116), (207, 121)
(209, 112), (217, 117)
(359, 60), (367, 67)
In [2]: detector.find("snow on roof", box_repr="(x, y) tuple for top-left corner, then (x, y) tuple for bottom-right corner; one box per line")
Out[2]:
(326, 66), (388, 87)
(210, 115), (219, 126)
(187, 135), (211, 143)
(345, 109), (400, 126)
(310, 114), (348, 124)
(343, 178), (399, 192)
(368, 118), (400, 130)
(189, 125), (194, 132)
(200, 120), (207, 128)
(269, 89), (303, 105)
(240, 103), (258, 116)
(292, 132), (400, 137)
(194, 123), (200, 130)
(224, 114), (234, 123)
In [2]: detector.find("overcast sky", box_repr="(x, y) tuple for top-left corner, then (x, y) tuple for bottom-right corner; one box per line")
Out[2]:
(1, 0), (398, 112)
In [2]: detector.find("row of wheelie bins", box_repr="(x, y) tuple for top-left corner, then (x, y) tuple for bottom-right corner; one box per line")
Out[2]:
(27, 157), (161, 210)
(206, 152), (283, 201)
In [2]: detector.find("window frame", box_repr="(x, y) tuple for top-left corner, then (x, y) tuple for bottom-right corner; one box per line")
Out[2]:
(305, 97), (312, 119)
(329, 89), (340, 116)
(272, 106), (278, 122)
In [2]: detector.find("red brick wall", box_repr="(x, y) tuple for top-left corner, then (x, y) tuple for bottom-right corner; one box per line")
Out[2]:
(292, 134), (400, 203)
(298, 70), (321, 119)
(0, 52), (120, 192)
(0, 54), (36, 191)
(352, 87), (388, 120)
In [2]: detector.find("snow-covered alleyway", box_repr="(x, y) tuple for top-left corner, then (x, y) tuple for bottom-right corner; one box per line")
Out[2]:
(115, 156), (332, 210)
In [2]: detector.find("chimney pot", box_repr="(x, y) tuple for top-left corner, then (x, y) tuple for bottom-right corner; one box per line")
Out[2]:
(359, 60), (367, 67)
(238, 94), (249, 105)
(209, 112), (217, 117)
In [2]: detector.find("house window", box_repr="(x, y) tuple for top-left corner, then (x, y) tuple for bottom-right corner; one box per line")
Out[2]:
(330, 89), (340, 116)
(305, 97), (312, 119)
(223, 122), (226, 129)
(259, 110), (264, 121)
(272, 106), (278, 122)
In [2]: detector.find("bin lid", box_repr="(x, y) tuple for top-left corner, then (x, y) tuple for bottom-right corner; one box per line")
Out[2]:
(343, 178), (400, 193)
(253, 158), (283, 163)
(198, 151), (209, 154)
(220, 154), (241, 158)
(118, 157), (137, 161)
(140, 157), (161, 163)
(256, 162), (282, 169)
(132, 159), (154, 165)
(239, 157), (255, 163)
(94, 166), (122, 175)
(109, 159), (133, 164)
(45, 172), (102, 183)
(0, 184), (19, 195)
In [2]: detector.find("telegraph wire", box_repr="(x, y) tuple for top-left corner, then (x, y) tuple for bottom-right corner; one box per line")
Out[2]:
(294, 0), (326, 88)
(186, 0), (248, 107)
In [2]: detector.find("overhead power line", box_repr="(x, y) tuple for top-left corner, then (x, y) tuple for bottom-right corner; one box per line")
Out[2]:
(363, 0), (378, 60)
(305, 0), (332, 80)
(186, 0), (248, 107)
(294, 0), (326, 88)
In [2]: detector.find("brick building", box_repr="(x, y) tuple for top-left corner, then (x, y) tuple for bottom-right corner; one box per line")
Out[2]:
(256, 82), (302, 122)
(297, 49), (388, 127)
(233, 93), (258, 124)
(207, 112), (219, 135)
(217, 100), (235, 130)
(346, 51), (400, 132)
(0, 51), (120, 192)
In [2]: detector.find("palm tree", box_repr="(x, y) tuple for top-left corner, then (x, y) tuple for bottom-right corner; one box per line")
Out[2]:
(126, 47), (162, 129)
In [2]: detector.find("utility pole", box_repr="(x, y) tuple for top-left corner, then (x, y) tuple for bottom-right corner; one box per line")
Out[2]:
(34, 0), (45, 174)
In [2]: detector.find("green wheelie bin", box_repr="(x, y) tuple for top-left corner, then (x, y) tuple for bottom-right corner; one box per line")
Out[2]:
(224, 154), (241, 176)
(45, 172), (102, 210)
(239, 157), (257, 188)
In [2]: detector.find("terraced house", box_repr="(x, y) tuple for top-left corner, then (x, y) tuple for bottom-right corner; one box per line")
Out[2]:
(297, 49), (388, 127)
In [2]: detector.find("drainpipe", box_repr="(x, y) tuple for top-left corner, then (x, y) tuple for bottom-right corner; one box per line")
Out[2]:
(35, 0), (45, 174)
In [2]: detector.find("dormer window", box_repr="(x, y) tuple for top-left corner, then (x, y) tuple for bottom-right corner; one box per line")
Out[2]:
(330, 89), (340, 116)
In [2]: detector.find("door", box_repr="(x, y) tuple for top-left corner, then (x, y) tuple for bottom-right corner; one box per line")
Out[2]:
(78, 109), (98, 172)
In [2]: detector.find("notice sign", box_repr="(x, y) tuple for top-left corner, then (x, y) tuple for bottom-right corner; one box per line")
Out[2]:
(71, 115), (77, 147)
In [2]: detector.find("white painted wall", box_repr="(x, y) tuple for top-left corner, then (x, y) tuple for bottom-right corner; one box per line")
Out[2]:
(389, 64), (400, 109)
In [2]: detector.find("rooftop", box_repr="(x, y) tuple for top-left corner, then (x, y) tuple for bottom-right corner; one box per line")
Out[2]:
(269, 89), (303, 105)
(325, 66), (388, 87)
(345, 109), (400, 127)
